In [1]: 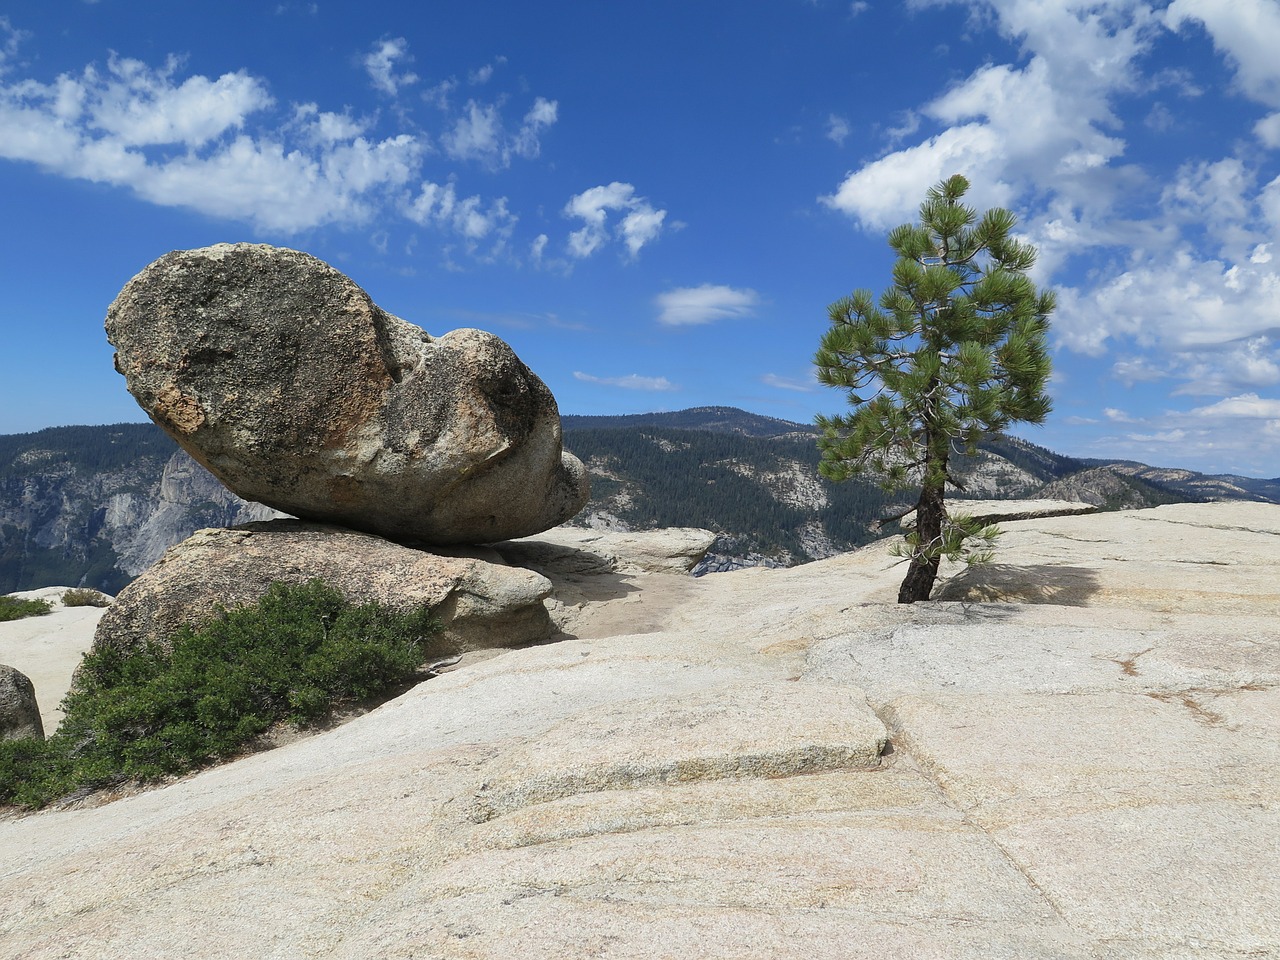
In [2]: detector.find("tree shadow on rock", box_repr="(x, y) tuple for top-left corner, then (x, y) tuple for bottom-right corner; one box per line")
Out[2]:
(935, 563), (1104, 606)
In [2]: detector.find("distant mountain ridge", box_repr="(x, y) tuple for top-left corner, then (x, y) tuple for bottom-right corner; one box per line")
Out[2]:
(558, 411), (1209, 573)
(1, 409), (1275, 591)
(561, 406), (813, 438)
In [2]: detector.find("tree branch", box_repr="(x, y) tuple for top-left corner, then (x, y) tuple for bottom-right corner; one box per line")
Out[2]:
(874, 504), (917, 529)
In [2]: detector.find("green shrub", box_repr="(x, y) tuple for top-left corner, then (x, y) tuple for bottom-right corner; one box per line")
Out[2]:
(0, 580), (439, 809)
(0, 595), (52, 622)
(61, 588), (112, 608)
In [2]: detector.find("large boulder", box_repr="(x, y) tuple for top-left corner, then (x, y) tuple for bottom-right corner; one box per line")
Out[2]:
(105, 243), (589, 545)
(91, 520), (557, 661)
(0, 665), (43, 741)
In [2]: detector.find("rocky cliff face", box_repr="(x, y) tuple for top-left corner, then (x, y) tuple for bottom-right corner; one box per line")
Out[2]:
(0, 425), (280, 593)
(110, 450), (283, 576)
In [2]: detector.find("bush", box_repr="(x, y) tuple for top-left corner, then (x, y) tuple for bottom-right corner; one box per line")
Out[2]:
(0, 595), (52, 622)
(0, 580), (439, 809)
(61, 588), (112, 608)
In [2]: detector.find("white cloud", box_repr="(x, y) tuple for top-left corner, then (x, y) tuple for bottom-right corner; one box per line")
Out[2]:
(1189, 392), (1280, 420)
(1173, 337), (1280, 395)
(1254, 111), (1280, 147)
(405, 180), (517, 257)
(513, 96), (557, 159)
(564, 182), (668, 260)
(1055, 248), (1280, 356)
(443, 95), (558, 168)
(85, 55), (271, 148)
(828, 1), (1280, 422)
(146, 134), (423, 231)
(826, 0), (1158, 248)
(1088, 388), (1280, 475)
(824, 122), (1008, 230)
(0, 37), (567, 245)
(422, 77), (458, 111)
(364, 37), (418, 96)
(1165, 0), (1280, 108)
(619, 206), (666, 258)
(762, 372), (816, 392)
(0, 17), (27, 76)
(826, 113), (850, 145)
(850, 2), (871, 15)
(0, 56), (429, 234)
(443, 100), (501, 162)
(1112, 356), (1168, 385)
(655, 284), (760, 326)
(0, 47), (426, 233)
(573, 371), (678, 391)
(292, 103), (370, 144)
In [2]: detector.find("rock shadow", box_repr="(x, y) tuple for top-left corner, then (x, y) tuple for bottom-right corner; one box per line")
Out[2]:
(934, 562), (1104, 606)
(488, 542), (643, 607)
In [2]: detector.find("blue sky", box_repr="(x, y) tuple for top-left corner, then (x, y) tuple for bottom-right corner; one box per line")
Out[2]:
(3, 1), (1280, 477)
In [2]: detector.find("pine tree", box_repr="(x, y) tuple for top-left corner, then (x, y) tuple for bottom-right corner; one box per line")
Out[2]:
(814, 174), (1054, 603)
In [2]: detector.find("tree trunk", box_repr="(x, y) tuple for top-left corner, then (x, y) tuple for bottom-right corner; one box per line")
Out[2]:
(898, 473), (946, 604)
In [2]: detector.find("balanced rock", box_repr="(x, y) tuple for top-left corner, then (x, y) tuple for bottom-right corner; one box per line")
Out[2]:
(105, 243), (589, 545)
(0, 665), (43, 741)
(92, 520), (556, 661)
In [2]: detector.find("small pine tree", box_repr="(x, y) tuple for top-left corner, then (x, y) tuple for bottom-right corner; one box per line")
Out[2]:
(814, 174), (1054, 602)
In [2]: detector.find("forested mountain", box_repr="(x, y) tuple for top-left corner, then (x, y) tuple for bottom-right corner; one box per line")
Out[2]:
(557, 411), (1202, 573)
(1078, 458), (1280, 504)
(561, 407), (812, 438)
(1, 408), (1270, 591)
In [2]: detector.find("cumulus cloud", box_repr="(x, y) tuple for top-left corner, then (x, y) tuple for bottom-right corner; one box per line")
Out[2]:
(564, 182), (668, 260)
(405, 180), (517, 258)
(826, 0), (1280, 466)
(443, 95), (557, 168)
(1089, 389), (1280, 474)
(1165, 0), (1280, 108)
(655, 284), (760, 326)
(573, 371), (678, 391)
(0, 33), (562, 247)
(0, 52), (424, 233)
(291, 103), (365, 142)
(1190, 392), (1280, 420)
(0, 49), (426, 232)
(364, 37), (418, 96)
(443, 101), (501, 161)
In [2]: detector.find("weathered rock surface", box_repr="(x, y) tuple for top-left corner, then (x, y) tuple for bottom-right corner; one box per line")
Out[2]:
(92, 520), (556, 660)
(943, 496), (1097, 523)
(106, 243), (589, 545)
(494, 525), (716, 576)
(0, 590), (107, 732)
(0, 664), (43, 740)
(113, 449), (286, 575)
(2, 503), (1279, 958)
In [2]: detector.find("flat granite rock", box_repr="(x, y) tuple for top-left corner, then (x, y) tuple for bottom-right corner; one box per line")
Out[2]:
(2, 504), (1278, 959)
